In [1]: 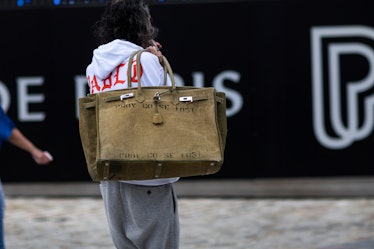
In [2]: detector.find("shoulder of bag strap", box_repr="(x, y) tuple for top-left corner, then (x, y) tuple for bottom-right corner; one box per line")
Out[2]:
(127, 49), (145, 87)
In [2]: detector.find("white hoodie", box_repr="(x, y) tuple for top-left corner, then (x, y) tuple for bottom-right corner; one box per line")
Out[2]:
(86, 39), (179, 186)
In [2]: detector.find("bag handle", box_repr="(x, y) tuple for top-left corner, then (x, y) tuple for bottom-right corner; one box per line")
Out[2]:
(126, 50), (177, 98)
(126, 50), (139, 88)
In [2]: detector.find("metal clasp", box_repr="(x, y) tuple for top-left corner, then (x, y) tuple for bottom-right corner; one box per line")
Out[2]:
(120, 93), (134, 101)
(179, 96), (193, 102)
(153, 92), (161, 102)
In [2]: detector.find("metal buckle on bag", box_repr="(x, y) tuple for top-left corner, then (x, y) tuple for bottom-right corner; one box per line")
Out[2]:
(120, 93), (134, 101)
(153, 92), (161, 101)
(179, 96), (193, 102)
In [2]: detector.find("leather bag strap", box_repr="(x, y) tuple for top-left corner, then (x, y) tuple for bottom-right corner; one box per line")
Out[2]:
(127, 49), (177, 92)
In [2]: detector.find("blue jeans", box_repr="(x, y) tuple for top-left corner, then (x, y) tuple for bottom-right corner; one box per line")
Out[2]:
(0, 180), (5, 249)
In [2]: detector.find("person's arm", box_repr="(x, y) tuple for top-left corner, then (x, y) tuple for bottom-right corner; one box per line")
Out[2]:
(7, 128), (53, 165)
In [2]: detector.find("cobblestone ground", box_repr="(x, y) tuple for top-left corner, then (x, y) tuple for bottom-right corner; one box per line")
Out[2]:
(3, 197), (374, 249)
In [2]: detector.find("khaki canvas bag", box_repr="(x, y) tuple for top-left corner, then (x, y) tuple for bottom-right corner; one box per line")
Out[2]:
(78, 50), (227, 181)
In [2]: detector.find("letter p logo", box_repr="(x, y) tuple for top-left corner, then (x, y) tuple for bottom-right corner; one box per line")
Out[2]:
(311, 25), (374, 149)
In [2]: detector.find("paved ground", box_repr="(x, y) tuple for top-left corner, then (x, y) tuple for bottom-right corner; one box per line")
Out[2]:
(3, 178), (374, 249)
(3, 196), (374, 249)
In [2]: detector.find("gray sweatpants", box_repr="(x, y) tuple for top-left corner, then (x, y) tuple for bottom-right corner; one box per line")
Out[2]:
(100, 181), (180, 249)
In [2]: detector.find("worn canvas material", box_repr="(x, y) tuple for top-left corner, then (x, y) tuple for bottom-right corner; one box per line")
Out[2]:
(79, 50), (227, 181)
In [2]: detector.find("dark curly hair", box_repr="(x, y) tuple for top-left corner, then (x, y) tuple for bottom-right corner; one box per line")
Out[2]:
(92, 0), (159, 48)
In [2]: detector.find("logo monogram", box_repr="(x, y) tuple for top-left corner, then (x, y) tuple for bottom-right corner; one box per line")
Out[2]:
(311, 25), (374, 149)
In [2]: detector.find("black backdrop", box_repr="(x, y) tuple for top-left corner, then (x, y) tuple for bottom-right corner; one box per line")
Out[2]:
(1, 0), (374, 182)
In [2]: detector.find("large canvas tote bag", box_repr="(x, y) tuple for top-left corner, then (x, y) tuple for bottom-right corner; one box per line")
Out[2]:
(79, 50), (227, 181)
